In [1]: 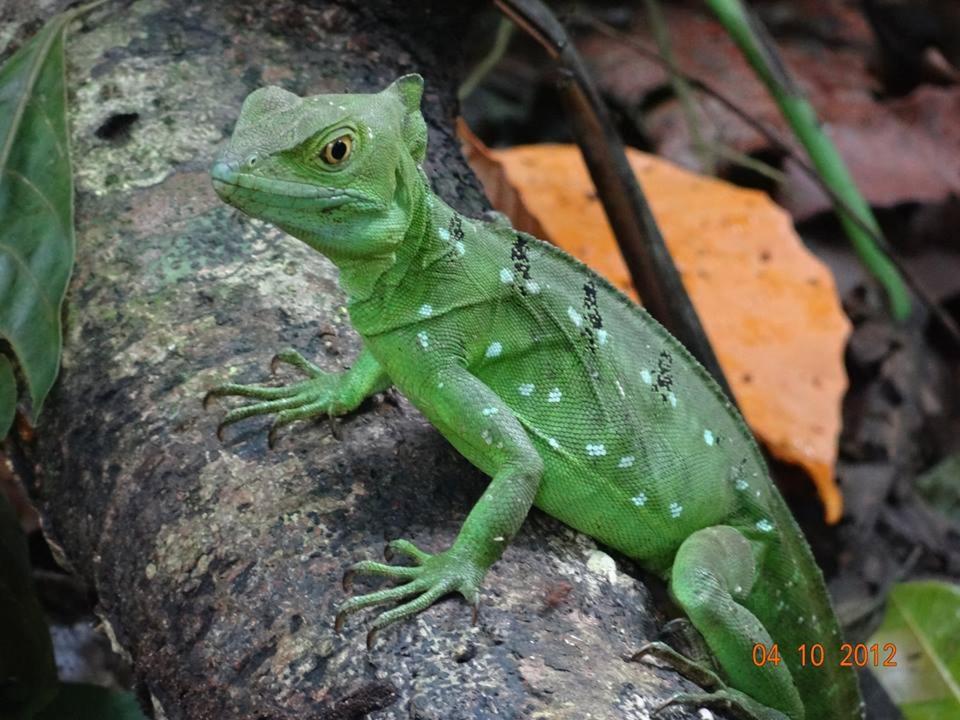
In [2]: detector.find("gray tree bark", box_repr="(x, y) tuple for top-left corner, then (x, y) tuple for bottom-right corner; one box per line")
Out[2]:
(16, 0), (713, 717)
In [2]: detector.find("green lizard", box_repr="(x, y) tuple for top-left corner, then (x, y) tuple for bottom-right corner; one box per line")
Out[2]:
(207, 75), (864, 720)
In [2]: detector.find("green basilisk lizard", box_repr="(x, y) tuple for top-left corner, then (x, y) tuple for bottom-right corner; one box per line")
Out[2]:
(207, 75), (864, 720)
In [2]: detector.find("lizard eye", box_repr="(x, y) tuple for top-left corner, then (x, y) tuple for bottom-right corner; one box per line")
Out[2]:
(320, 135), (353, 165)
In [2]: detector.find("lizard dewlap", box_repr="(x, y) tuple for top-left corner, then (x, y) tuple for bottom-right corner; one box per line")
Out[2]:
(208, 75), (864, 720)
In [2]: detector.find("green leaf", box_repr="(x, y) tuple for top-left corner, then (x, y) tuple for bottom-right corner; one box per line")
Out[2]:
(869, 580), (960, 720)
(0, 10), (77, 424)
(34, 683), (148, 720)
(0, 491), (57, 719)
(0, 355), (14, 438)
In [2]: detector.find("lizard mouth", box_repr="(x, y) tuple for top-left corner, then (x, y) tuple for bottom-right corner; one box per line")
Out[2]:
(211, 162), (377, 211)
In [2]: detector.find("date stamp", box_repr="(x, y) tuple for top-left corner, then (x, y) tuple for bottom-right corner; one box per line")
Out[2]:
(752, 642), (898, 668)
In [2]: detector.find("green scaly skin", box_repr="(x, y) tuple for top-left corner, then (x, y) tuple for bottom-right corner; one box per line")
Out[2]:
(207, 75), (864, 720)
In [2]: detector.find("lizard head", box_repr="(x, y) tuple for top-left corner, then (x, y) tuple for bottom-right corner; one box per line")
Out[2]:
(211, 75), (427, 263)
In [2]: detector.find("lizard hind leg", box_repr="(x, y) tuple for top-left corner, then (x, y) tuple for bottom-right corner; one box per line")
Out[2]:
(667, 525), (805, 720)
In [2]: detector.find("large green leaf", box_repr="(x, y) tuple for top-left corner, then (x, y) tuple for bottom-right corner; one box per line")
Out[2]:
(869, 581), (960, 719)
(0, 491), (57, 719)
(0, 10), (76, 428)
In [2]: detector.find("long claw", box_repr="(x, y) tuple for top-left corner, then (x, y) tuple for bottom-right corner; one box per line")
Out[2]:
(272, 399), (331, 429)
(327, 415), (342, 440)
(206, 382), (299, 401)
(366, 580), (456, 635)
(366, 628), (379, 650)
(271, 349), (323, 376)
(267, 424), (280, 450)
(631, 641), (725, 691)
(653, 690), (789, 720)
(347, 561), (421, 582)
(336, 580), (429, 624)
(219, 396), (307, 430)
(385, 539), (431, 564)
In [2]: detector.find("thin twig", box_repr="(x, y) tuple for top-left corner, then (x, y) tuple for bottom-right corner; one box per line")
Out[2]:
(494, 0), (738, 402)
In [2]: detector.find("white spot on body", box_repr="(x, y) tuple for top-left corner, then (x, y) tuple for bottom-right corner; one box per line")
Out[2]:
(631, 493), (647, 507)
(481, 429), (493, 445)
(438, 227), (451, 241)
(417, 331), (429, 349)
(585, 443), (607, 457)
(615, 379), (626, 398)
(518, 383), (535, 396)
(640, 369), (652, 385)
(735, 478), (749, 491)
(567, 306), (582, 327)
(597, 329), (608, 345)
(525, 280), (541, 294)
(499, 268), (513, 284)
(482, 407), (498, 416)
(667, 391), (677, 408)
(485, 341), (502, 358)
(703, 429), (715, 446)
(669, 502), (683, 518)
(618, 455), (635, 468)
(756, 519), (774, 533)
(455, 241), (465, 256)
(547, 437), (560, 450)
(547, 388), (562, 403)
(437, 381), (444, 389)
(418, 303), (433, 317)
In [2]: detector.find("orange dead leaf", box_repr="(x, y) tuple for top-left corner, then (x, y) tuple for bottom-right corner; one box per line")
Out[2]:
(460, 121), (851, 523)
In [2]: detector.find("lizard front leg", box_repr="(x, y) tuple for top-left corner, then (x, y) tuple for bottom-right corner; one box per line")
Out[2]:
(335, 363), (544, 647)
(205, 346), (391, 445)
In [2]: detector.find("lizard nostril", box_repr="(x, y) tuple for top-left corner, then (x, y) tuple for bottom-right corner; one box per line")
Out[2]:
(246, 154), (258, 167)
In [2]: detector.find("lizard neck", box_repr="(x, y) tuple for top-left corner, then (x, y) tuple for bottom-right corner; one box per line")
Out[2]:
(347, 176), (465, 337)
(333, 161), (432, 301)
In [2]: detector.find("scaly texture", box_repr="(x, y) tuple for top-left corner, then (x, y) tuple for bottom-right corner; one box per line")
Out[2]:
(208, 75), (864, 720)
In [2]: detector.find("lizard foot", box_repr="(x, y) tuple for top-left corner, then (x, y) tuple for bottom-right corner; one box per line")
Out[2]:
(335, 539), (484, 649)
(631, 640), (725, 690)
(653, 689), (791, 720)
(204, 349), (348, 446)
(634, 643), (789, 720)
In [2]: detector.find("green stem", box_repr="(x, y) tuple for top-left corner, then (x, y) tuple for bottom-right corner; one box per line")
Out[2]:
(704, 0), (912, 321)
(643, 0), (716, 174)
(459, 17), (514, 101)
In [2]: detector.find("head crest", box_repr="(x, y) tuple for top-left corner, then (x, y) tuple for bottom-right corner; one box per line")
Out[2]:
(385, 74), (426, 163)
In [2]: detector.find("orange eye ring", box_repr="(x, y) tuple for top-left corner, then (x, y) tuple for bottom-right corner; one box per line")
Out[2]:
(321, 135), (353, 165)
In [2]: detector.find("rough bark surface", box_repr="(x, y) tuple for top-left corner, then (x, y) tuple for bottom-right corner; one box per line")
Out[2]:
(16, 1), (713, 717)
